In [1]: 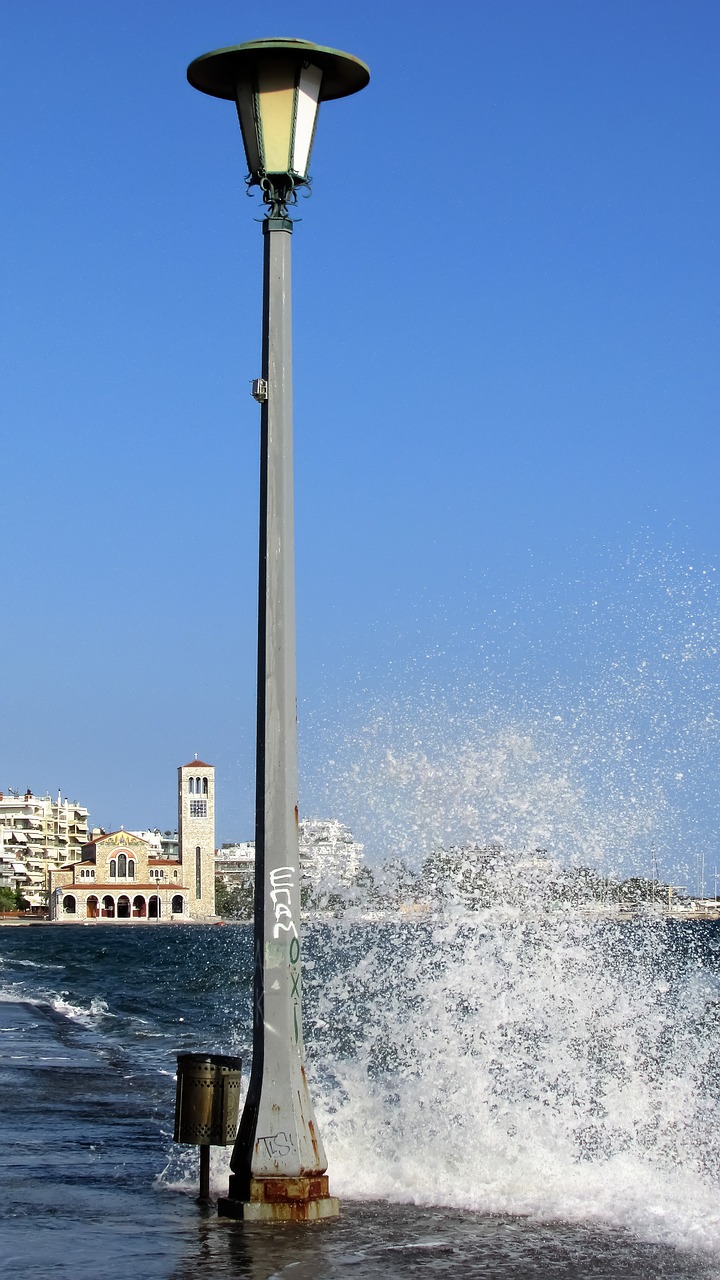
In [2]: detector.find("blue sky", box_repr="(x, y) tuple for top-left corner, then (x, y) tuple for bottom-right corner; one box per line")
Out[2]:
(2, 2), (718, 883)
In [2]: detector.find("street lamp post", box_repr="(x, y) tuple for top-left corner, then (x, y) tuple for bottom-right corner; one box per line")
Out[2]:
(187, 39), (369, 1222)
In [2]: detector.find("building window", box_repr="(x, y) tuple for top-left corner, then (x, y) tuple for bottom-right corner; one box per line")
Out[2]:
(202, 777), (208, 795)
(190, 799), (207, 819)
(128, 860), (135, 880)
(109, 859), (117, 878)
(188, 778), (194, 794)
(63, 895), (77, 914)
(118, 853), (127, 877)
(172, 894), (184, 914)
(195, 846), (202, 899)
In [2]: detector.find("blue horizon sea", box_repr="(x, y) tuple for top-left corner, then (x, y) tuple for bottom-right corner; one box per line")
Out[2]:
(2, 919), (720, 1278)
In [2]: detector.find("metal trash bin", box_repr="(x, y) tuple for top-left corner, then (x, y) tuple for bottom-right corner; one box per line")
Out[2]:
(174, 1053), (242, 1200)
(174, 1052), (242, 1145)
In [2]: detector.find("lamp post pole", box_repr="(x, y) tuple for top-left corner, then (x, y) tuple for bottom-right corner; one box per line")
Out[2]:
(226, 210), (336, 1221)
(187, 39), (369, 1222)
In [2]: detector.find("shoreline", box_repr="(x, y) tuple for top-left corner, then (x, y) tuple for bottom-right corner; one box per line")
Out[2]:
(3, 912), (720, 928)
(0, 915), (229, 927)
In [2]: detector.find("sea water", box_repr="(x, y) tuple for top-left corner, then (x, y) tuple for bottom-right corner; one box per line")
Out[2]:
(2, 919), (720, 1278)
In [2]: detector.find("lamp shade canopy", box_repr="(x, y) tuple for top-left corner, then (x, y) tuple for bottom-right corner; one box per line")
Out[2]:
(187, 39), (370, 189)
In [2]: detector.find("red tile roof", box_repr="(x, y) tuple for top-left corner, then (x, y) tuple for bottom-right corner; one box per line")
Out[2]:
(180, 760), (213, 769)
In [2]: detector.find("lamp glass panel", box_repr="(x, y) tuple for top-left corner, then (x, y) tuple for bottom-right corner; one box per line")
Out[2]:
(292, 63), (322, 178)
(256, 61), (296, 173)
(235, 83), (262, 176)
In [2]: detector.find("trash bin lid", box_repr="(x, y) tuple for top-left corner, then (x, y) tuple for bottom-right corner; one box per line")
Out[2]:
(176, 1052), (242, 1070)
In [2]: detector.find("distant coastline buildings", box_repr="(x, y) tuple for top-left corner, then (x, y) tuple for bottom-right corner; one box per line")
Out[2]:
(3, 773), (715, 925)
(1, 763), (365, 923)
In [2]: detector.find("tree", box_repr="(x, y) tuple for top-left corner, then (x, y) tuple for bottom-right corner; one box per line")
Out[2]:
(0, 887), (16, 913)
(376, 858), (421, 907)
(346, 863), (381, 908)
(419, 844), (502, 909)
(618, 876), (676, 908)
(214, 877), (253, 920)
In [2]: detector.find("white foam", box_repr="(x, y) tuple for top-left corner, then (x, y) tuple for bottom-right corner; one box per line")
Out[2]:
(50, 994), (114, 1023)
(307, 910), (720, 1254)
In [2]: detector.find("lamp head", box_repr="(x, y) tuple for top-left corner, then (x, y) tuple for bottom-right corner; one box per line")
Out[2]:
(187, 38), (370, 219)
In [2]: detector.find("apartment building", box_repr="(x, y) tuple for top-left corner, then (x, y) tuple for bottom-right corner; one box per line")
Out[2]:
(0, 789), (89, 909)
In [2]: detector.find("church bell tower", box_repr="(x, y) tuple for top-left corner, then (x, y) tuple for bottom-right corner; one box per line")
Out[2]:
(178, 758), (216, 918)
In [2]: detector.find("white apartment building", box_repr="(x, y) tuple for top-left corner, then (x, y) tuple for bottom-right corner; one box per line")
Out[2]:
(215, 842), (256, 885)
(214, 820), (363, 890)
(130, 829), (164, 856)
(0, 789), (89, 909)
(129, 829), (180, 859)
(0, 854), (28, 894)
(298, 819), (364, 888)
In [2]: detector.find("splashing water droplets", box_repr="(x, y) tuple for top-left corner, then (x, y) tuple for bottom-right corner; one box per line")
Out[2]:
(297, 542), (720, 1251)
(304, 916), (720, 1251)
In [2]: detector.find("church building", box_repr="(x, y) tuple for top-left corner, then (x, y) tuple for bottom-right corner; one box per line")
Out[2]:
(49, 760), (216, 922)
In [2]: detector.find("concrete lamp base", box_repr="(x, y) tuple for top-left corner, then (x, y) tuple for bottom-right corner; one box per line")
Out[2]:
(218, 1175), (340, 1222)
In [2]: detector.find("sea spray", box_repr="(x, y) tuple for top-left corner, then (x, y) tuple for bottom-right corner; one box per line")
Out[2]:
(302, 540), (720, 888)
(177, 544), (720, 1244)
(302, 909), (720, 1250)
